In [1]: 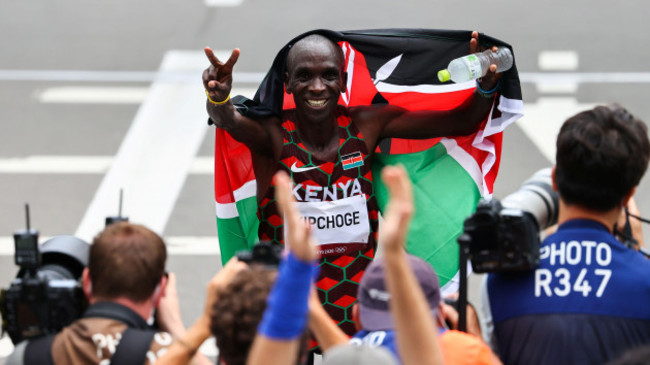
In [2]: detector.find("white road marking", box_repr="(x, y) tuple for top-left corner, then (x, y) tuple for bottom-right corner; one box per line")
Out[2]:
(0, 236), (220, 256)
(35, 85), (257, 105)
(4, 69), (650, 84)
(517, 97), (598, 163)
(536, 51), (579, 94)
(0, 69), (266, 83)
(535, 82), (579, 94)
(0, 336), (14, 358)
(0, 156), (213, 174)
(538, 51), (579, 71)
(38, 86), (150, 104)
(205, 0), (243, 6)
(518, 72), (650, 83)
(73, 51), (210, 243)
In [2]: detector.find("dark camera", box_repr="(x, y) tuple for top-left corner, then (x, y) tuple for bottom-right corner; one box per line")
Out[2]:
(462, 168), (559, 273)
(1, 235), (89, 344)
(236, 241), (283, 267)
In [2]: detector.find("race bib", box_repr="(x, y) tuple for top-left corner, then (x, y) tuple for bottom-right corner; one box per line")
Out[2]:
(287, 194), (370, 246)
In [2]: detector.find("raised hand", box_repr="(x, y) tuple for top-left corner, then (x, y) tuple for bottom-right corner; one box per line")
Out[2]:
(470, 31), (501, 91)
(274, 170), (317, 263)
(203, 47), (240, 104)
(379, 164), (414, 253)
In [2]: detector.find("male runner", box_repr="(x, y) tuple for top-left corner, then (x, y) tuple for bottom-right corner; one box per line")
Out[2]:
(203, 32), (502, 335)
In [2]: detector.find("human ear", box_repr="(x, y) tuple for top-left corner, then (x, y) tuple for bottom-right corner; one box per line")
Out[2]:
(352, 303), (362, 332)
(551, 166), (558, 191)
(622, 187), (637, 207)
(82, 268), (92, 300)
(284, 72), (292, 94)
(153, 274), (168, 307)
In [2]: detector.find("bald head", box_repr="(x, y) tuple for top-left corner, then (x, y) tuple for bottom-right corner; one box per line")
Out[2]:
(286, 34), (345, 72)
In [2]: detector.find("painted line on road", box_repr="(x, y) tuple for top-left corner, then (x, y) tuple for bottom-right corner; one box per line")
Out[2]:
(0, 69), (266, 83)
(35, 85), (257, 105)
(5, 70), (650, 84)
(38, 86), (150, 104)
(73, 51), (211, 243)
(538, 51), (579, 71)
(0, 236), (221, 256)
(0, 156), (214, 174)
(518, 72), (650, 83)
(0, 336), (14, 358)
(517, 97), (598, 163)
(205, 0), (243, 6)
(536, 82), (578, 94)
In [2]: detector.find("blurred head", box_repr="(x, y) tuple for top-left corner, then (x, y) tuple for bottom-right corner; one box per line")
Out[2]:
(211, 267), (278, 365)
(88, 222), (167, 302)
(323, 344), (398, 365)
(555, 104), (650, 211)
(356, 254), (440, 331)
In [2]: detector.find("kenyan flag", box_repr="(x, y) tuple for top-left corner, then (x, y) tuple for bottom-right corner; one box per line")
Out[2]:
(214, 28), (523, 293)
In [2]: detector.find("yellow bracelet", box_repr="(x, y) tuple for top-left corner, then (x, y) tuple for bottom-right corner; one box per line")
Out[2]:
(206, 90), (230, 105)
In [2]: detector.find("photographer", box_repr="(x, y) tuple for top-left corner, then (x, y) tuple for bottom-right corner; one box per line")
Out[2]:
(7, 222), (210, 365)
(485, 105), (650, 364)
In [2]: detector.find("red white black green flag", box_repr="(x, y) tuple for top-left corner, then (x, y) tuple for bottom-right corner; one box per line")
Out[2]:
(214, 28), (523, 293)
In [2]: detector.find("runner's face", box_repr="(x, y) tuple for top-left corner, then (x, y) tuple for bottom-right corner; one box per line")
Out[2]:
(285, 43), (346, 122)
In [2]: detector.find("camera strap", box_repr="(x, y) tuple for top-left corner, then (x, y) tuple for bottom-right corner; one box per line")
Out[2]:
(24, 334), (55, 365)
(21, 328), (156, 365)
(110, 327), (156, 365)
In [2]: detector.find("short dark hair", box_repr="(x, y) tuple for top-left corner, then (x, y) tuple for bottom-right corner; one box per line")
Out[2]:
(211, 267), (277, 365)
(90, 222), (167, 302)
(555, 104), (650, 211)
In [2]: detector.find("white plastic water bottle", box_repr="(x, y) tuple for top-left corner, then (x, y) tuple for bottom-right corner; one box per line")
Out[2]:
(438, 48), (513, 83)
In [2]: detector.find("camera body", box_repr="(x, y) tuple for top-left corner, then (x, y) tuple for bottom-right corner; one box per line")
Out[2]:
(463, 199), (540, 273)
(236, 241), (283, 267)
(462, 168), (558, 273)
(1, 235), (89, 344)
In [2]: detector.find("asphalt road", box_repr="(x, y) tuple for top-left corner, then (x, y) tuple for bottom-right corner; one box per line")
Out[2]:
(2, 0), (650, 361)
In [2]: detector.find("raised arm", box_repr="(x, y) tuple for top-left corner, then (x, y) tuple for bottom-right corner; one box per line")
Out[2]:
(352, 31), (503, 146)
(247, 171), (319, 365)
(154, 258), (248, 365)
(380, 165), (443, 365)
(203, 47), (279, 153)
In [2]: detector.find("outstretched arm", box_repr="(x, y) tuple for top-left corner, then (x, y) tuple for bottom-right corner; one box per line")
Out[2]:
(203, 47), (278, 154)
(353, 31), (503, 146)
(380, 165), (444, 365)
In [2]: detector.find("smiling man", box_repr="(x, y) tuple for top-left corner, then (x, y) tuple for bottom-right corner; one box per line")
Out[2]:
(203, 32), (502, 335)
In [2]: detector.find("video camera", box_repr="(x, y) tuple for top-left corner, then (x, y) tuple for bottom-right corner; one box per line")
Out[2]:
(462, 168), (559, 273)
(0, 206), (89, 344)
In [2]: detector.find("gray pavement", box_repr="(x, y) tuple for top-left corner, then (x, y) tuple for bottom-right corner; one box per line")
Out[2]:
(2, 0), (650, 361)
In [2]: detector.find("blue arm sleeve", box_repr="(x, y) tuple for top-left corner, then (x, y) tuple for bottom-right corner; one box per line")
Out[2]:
(257, 252), (320, 340)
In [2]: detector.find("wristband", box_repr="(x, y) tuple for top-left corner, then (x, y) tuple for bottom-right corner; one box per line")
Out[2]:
(257, 252), (319, 340)
(206, 90), (230, 105)
(475, 80), (501, 99)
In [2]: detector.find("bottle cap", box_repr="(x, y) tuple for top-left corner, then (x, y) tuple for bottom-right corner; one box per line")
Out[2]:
(438, 69), (451, 82)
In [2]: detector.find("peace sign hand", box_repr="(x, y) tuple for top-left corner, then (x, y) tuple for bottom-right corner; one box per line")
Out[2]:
(203, 47), (240, 104)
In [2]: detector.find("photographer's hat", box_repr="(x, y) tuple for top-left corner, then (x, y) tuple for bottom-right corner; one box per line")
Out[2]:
(358, 254), (440, 331)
